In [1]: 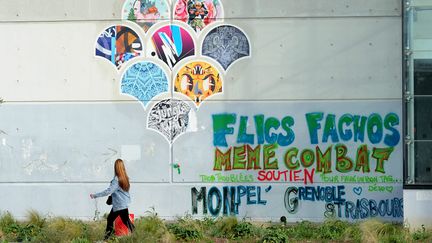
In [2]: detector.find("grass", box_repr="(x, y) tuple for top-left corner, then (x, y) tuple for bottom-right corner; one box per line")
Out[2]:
(0, 210), (431, 242)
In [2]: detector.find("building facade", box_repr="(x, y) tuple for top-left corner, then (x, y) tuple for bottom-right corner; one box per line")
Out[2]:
(0, 0), (426, 228)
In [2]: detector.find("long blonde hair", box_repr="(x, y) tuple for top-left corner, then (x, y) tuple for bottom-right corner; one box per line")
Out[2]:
(114, 159), (130, 192)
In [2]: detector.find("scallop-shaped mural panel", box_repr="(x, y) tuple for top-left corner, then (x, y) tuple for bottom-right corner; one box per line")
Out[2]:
(95, 25), (143, 68)
(148, 24), (195, 69)
(122, 0), (170, 32)
(147, 98), (195, 143)
(202, 25), (250, 71)
(174, 61), (223, 106)
(173, 0), (224, 32)
(121, 61), (169, 109)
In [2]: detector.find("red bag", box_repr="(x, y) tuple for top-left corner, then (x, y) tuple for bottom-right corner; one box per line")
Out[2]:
(114, 213), (134, 236)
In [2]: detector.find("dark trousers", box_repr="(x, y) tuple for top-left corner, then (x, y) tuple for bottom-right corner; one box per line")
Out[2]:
(105, 208), (135, 239)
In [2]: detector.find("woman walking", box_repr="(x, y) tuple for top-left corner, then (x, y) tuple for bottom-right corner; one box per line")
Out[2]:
(90, 159), (135, 239)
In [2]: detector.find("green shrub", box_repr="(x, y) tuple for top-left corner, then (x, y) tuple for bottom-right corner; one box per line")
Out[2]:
(5, 222), (41, 241)
(168, 223), (202, 241)
(290, 220), (318, 239)
(342, 224), (362, 242)
(261, 226), (288, 243)
(317, 219), (351, 240)
(212, 216), (238, 238)
(202, 215), (216, 228)
(211, 217), (259, 240)
(412, 225), (432, 241)
(0, 211), (44, 242)
(0, 212), (16, 230)
(167, 215), (203, 241)
(233, 221), (256, 239)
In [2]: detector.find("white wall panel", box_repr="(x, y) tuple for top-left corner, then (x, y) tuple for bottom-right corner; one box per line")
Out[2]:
(225, 0), (401, 18)
(0, 0), (124, 22)
(0, 102), (171, 182)
(404, 190), (432, 229)
(0, 17), (401, 101)
(0, 0), (400, 22)
(200, 18), (402, 100)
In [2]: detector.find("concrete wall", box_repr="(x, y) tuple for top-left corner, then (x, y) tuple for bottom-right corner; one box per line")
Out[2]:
(0, 0), (403, 221)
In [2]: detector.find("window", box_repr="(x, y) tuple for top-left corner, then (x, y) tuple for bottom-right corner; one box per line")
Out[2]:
(405, 0), (432, 187)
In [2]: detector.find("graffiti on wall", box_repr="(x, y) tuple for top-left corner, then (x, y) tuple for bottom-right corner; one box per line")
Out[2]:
(186, 108), (402, 219)
(173, 0), (224, 32)
(174, 61), (223, 105)
(95, 25), (143, 68)
(211, 112), (399, 173)
(202, 25), (250, 70)
(121, 61), (169, 108)
(122, 0), (170, 32)
(284, 185), (403, 219)
(191, 185), (270, 216)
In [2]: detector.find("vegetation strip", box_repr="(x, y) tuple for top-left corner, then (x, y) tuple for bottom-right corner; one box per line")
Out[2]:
(0, 210), (431, 242)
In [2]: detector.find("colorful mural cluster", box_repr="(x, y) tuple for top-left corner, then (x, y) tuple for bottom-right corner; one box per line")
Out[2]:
(94, 0), (250, 144)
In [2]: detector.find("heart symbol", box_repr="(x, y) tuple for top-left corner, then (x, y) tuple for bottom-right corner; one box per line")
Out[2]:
(353, 187), (362, 196)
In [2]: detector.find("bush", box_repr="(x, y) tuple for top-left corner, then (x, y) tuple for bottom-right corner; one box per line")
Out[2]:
(290, 220), (318, 239)
(342, 224), (362, 242)
(212, 216), (238, 238)
(261, 226), (288, 243)
(233, 221), (256, 239)
(0, 211), (44, 242)
(167, 215), (203, 241)
(317, 219), (353, 240)
(210, 217), (260, 240)
(412, 225), (432, 241)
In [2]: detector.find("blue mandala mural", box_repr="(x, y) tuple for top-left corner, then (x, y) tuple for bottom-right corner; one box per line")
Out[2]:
(121, 61), (168, 108)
